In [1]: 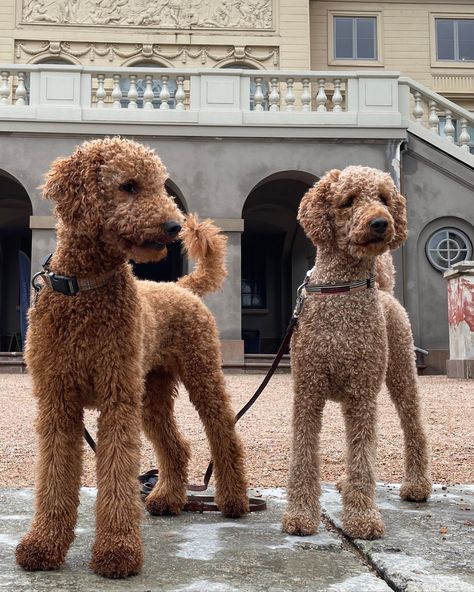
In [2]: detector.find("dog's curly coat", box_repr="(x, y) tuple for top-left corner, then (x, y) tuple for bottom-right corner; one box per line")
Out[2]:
(16, 137), (248, 578)
(282, 166), (431, 540)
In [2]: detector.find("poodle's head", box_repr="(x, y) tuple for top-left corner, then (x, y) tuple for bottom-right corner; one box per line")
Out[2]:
(298, 166), (407, 258)
(42, 137), (184, 263)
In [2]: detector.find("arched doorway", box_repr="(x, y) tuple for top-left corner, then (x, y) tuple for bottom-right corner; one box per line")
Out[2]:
(0, 171), (32, 351)
(241, 172), (317, 354)
(131, 181), (187, 282)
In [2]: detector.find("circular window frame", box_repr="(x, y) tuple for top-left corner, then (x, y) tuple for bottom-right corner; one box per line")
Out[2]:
(425, 227), (473, 272)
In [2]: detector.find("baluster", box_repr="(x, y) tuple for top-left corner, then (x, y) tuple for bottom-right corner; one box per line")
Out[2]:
(444, 110), (455, 143)
(284, 77), (295, 112)
(253, 77), (264, 112)
(111, 74), (122, 108)
(269, 77), (279, 112)
(459, 118), (471, 152)
(96, 74), (106, 108)
(175, 75), (185, 111)
(159, 75), (170, 110)
(316, 78), (327, 112)
(412, 91), (424, 124)
(15, 71), (27, 106)
(143, 75), (154, 110)
(301, 78), (311, 112)
(428, 100), (439, 133)
(0, 71), (10, 106)
(332, 78), (343, 112)
(127, 74), (138, 109)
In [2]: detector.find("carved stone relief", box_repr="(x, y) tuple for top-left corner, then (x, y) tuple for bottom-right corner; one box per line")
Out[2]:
(15, 40), (279, 67)
(21, 0), (273, 29)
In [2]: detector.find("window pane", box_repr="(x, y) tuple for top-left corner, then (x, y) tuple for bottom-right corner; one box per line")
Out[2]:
(436, 20), (455, 59)
(335, 17), (354, 58)
(356, 18), (376, 59)
(458, 20), (474, 61)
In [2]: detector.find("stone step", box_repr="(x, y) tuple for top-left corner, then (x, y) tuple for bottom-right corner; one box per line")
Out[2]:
(0, 353), (27, 374)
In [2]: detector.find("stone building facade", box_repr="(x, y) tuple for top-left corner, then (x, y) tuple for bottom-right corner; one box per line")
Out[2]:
(0, 0), (473, 372)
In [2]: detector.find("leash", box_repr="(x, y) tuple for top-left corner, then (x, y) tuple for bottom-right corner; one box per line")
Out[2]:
(82, 273), (312, 513)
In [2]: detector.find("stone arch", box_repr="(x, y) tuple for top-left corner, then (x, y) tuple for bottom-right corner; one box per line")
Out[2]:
(120, 57), (174, 68)
(214, 57), (266, 69)
(241, 170), (318, 353)
(0, 169), (33, 351)
(30, 55), (79, 65)
(131, 180), (188, 284)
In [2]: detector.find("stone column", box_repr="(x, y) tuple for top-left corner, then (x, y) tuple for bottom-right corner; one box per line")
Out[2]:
(203, 219), (244, 366)
(444, 261), (474, 379)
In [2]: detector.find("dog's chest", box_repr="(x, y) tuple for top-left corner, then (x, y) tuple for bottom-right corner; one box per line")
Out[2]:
(293, 293), (387, 371)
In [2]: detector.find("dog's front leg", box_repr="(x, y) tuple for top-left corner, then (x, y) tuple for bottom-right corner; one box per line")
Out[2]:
(282, 372), (326, 536)
(16, 383), (84, 571)
(340, 394), (384, 540)
(90, 374), (144, 579)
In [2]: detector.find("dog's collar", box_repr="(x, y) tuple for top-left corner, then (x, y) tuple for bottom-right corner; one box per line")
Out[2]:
(305, 275), (376, 295)
(33, 253), (116, 297)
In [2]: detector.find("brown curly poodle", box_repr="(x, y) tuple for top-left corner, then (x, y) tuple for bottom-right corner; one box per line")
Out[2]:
(15, 137), (248, 579)
(282, 166), (431, 540)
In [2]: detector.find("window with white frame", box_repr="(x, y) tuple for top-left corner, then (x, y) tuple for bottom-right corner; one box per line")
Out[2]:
(436, 19), (474, 61)
(426, 228), (473, 272)
(333, 16), (377, 60)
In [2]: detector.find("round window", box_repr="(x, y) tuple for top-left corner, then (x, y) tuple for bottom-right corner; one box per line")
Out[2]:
(426, 228), (473, 272)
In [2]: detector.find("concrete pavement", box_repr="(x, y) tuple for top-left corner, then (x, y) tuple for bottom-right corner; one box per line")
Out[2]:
(0, 484), (472, 592)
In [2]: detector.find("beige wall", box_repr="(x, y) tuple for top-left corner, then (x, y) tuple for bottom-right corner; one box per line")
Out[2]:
(0, 0), (310, 70)
(310, 0), (474, 107)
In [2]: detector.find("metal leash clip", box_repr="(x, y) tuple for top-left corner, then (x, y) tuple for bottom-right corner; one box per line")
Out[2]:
(292, 267), (314, 320)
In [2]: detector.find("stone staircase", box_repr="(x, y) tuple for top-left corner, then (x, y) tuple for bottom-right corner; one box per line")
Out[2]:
(0, 352), (27, 373)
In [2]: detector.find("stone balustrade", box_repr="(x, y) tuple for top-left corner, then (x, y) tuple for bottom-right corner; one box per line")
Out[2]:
(0, 64), (473, 162)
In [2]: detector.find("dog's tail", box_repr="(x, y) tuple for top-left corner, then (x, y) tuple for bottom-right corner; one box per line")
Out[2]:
(375, 251), (395, 294)
(177, 214), (227, 297)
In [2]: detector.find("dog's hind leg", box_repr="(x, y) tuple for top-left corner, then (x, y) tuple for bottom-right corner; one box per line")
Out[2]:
(340, 391), (384, 540)
(179, 349), (249, 518)
(383, 296), (431, 502)
(142, 368), (191, 516)
(282, 370), (326, 537)
(16, 378), (84, 571)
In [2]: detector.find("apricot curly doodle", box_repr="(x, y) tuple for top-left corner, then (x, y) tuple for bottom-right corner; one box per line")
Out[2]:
(16, 137), (248, 579)
(282, 166), (431, 540)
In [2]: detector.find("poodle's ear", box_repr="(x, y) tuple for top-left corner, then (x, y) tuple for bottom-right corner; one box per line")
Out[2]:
(297, 169), (340, 246)
(389, 190), (408, 249)
(42, 151), (99, 228)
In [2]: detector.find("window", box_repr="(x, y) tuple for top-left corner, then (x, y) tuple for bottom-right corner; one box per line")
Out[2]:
(241, 241), (266, 308)
(334, 16), (377, 60)
(436, 19), (474, 62)
(426, 228), (473, 272)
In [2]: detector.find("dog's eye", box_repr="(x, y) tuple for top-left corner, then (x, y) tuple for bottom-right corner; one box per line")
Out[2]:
(341, 195), (356, 208)
(120, 181), (138, 194)
(379, 195), (388, 206)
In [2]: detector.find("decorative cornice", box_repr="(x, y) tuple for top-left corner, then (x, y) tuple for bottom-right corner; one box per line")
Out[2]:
(15, 40), (279, 67)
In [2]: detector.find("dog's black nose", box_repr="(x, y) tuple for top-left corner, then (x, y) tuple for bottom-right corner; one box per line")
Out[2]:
(369, 217), (388, 234)
(164, 221), (182, 235)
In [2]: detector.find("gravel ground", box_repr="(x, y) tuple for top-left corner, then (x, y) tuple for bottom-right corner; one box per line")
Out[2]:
(0, 373), (473, 488)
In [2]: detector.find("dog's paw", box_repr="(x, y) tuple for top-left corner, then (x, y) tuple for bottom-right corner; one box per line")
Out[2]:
(400, 478), (432, 502)
(282, 512), (319, 536)
(16, 531), (70, 571)
(90, 537), (143, 579)
(342, 507), (384, 540)
(145, 488), (186, 516)
(216, 493), (249, 518)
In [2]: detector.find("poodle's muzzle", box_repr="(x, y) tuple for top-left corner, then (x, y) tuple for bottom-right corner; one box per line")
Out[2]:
(140, 220), (182, 250)
(367, 217), (389, 243)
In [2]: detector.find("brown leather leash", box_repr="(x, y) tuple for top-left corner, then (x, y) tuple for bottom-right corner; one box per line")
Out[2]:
(83, 313), (300, 514)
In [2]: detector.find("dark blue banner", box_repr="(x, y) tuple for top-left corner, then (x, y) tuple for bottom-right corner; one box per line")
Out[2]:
(18, 251), (31, 351)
